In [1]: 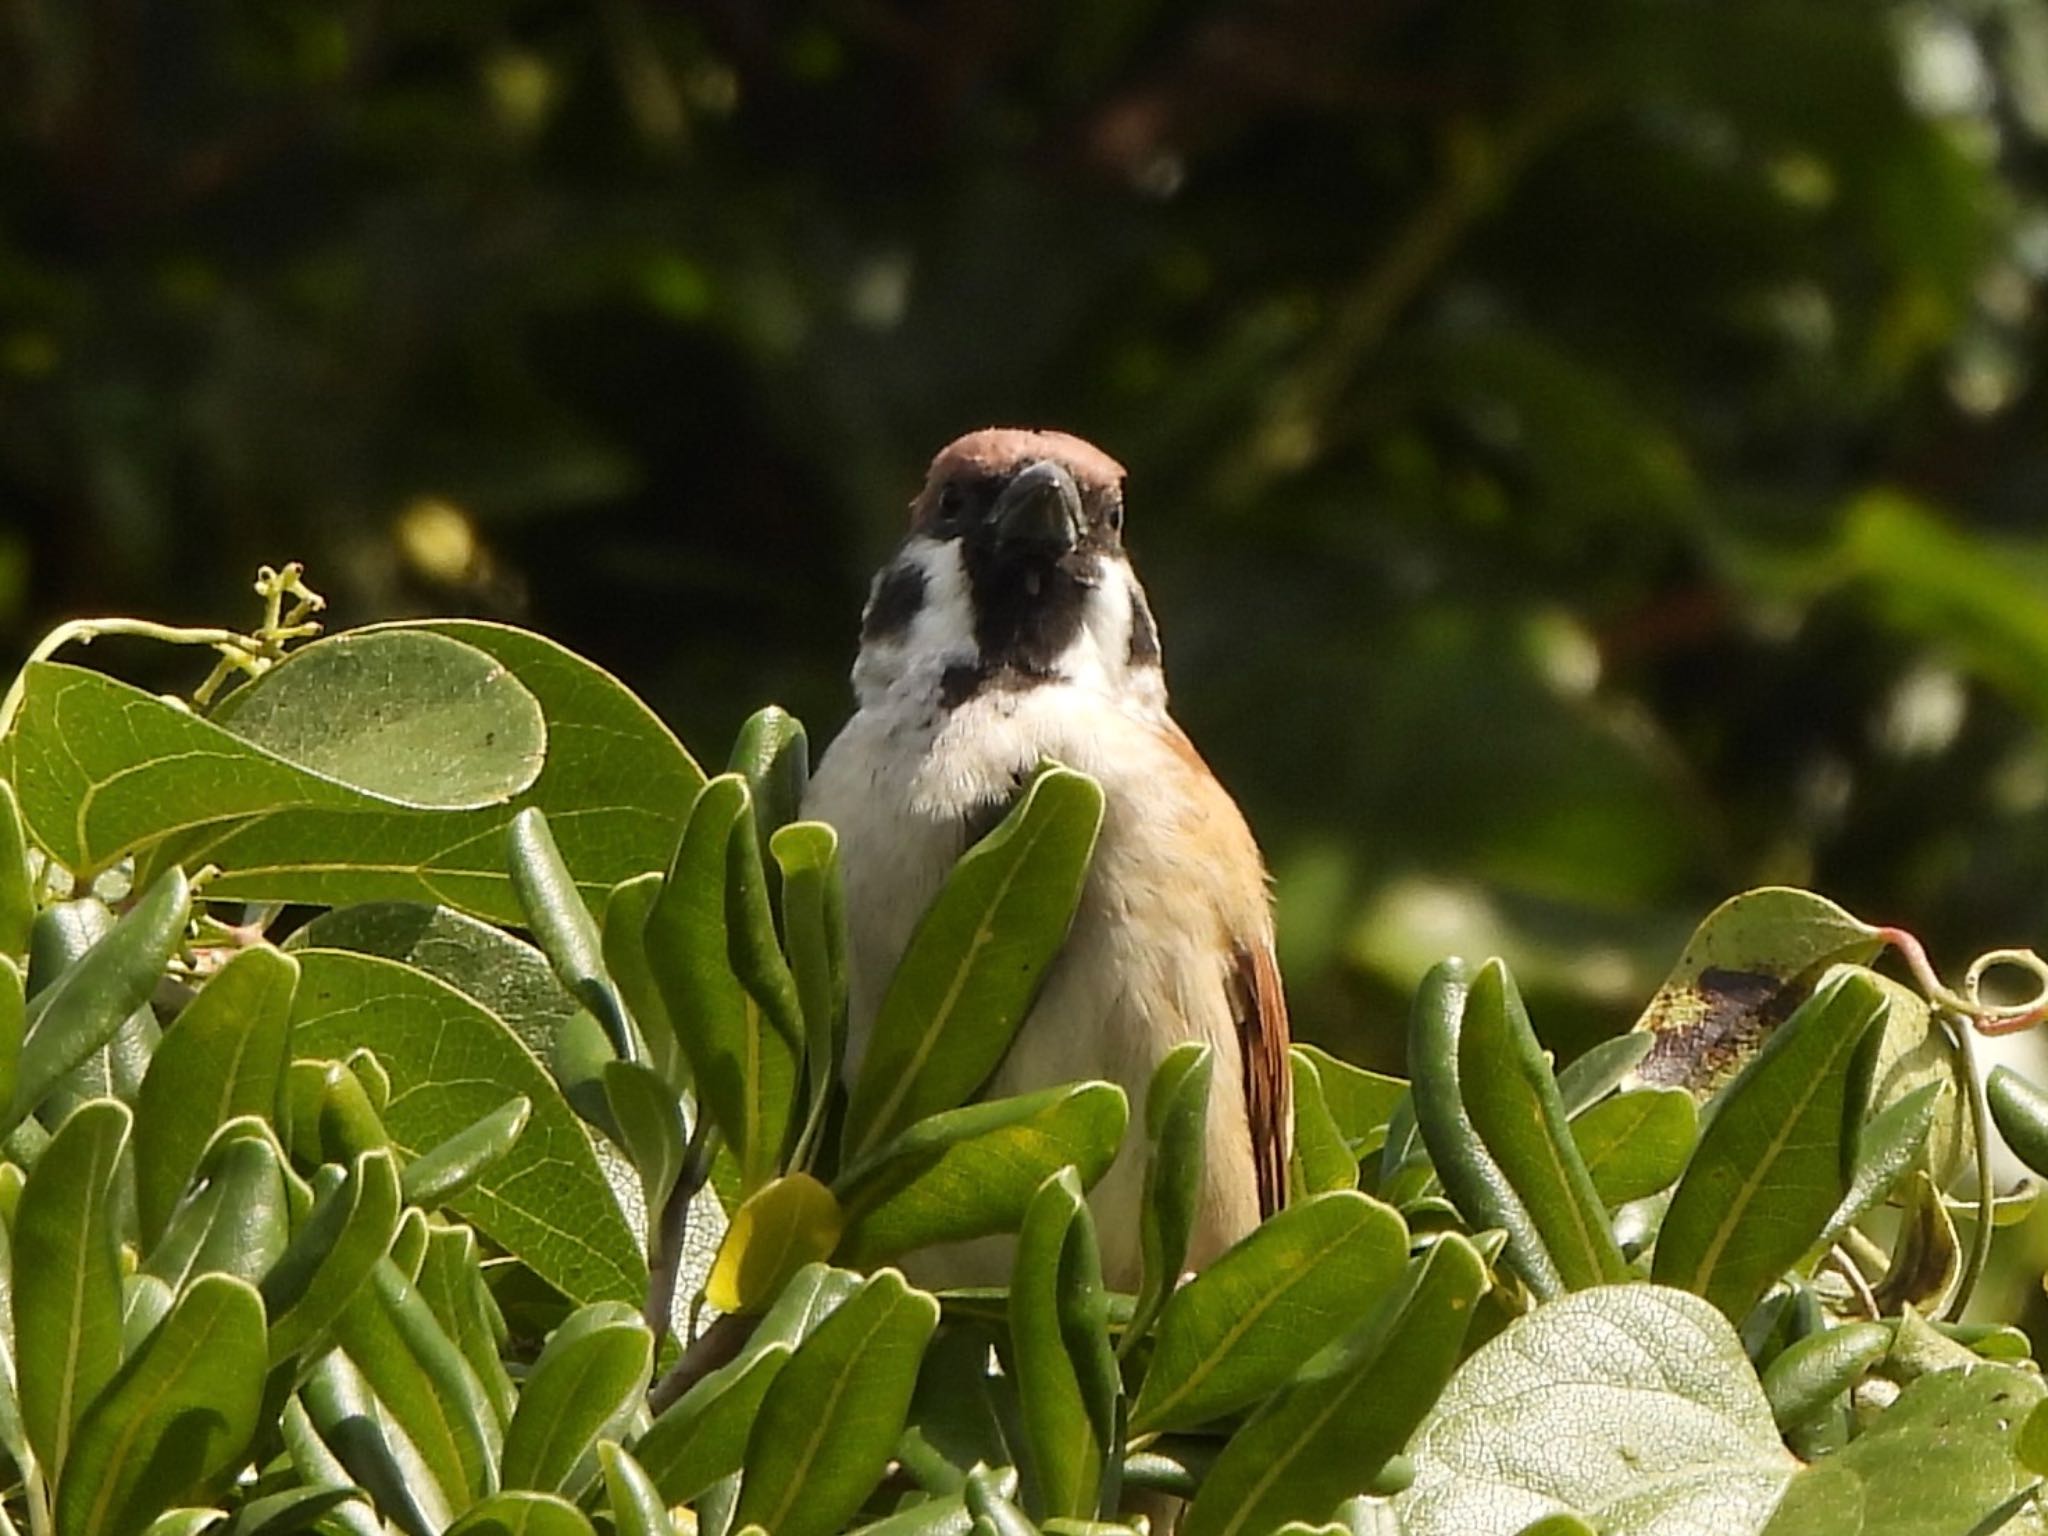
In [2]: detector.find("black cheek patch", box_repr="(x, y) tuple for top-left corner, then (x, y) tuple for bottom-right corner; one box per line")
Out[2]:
(1127, 588), (1161, 669)
(862, 562), (927, 642)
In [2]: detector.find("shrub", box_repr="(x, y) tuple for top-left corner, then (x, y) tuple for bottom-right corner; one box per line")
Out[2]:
(2, 566), (2047, 1536)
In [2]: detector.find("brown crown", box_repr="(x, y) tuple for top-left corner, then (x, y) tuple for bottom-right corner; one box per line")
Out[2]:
(911, 428), (1126, 528)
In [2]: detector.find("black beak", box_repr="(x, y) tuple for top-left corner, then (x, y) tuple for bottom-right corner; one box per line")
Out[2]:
(992, 460), (1082, 556)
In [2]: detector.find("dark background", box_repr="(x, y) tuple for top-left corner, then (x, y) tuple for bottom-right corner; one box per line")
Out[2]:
(7, 0), (2048, 1076)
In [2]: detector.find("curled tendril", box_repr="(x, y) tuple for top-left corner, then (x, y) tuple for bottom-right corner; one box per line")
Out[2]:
(1873, 926), (2048, 1036)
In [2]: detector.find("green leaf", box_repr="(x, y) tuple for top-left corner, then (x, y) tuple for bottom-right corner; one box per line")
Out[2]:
(728, 708), (810, 857)
(1553, 1033), (1655, 1117)
(1987, 1066), (2048, 1181)
(644, 775), (800, 1195)
(1761, 1322), (1892, 1432)
(165, 621), (704, 923)
(417, 1222), (516, 1429)
(141, 1128), (288, 1292)
(735, 1268), (940, 1536)
(1127, 1043), (1213, 1352)
(633, 1264), (859, 1503)
(133, 946), (295, 1249)
(1568, 1087), (1698, 1206)
(287, 902), (581, 1093)
(708, 1174), (844, 1314)
(508, 808), (635, 1059)
(842, 767), (1103, 1162)
(1760, 1364), (2047, 1535)
(1289, 1049), (1358, 1197)
(211, 629), (546, 808)
(12, 873), (188, 1132)
(1407, 958), (1556, 1296)
(1289, 1045), (1404, 1149)
(443, 1493), (595, 1536)
(220, 1486), (366, 1536)
(16, 1097), (130, 1481)
(7, 665), (498, 878)
(1632, 887), (1884, 1096)
(1130, 1190), (1410, 1436)
(771, 821), (847, 1170)
(1652, 967), (1890, 1321)
(634, 1342), (792, 1506)
(0, 780), (31, 958)
(331, 1257), (499, 1513)
(291, 947), (644, 1305)
(834, 1083), (1128, 1268)
(297, 1349), (449, 1536)
(1010, 1169), (1117, 1521)
(0, 958), (21, 1133)
(602, 873), (685, 1092)
(400, 1097), (532, 1209)
(54, 1275), (266, 1536)
(500, 1308), (654, 1493)
(601, 1060), (684, 1213)
(1458, 959), (1626, 1290)
(1398, 1286), (1796, 1536)
(261, 1148), (402, 1367)
(1818, 1082), (1943, 1253)
(598, 1442), (673, 1536)
(1183, 1233), (1487, 1536)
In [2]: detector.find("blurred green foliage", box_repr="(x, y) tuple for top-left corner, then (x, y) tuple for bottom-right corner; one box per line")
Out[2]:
(7, 0), (2048, 1065)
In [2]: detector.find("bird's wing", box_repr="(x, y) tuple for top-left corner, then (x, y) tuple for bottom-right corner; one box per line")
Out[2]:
(1232, 938), (1292, 1219)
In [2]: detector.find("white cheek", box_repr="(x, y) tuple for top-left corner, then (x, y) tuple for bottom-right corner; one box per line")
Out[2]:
(851, 537), (977, 706)
(904, 539), (976, 661)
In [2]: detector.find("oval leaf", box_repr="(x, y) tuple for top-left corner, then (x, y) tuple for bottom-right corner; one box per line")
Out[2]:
(1568, 1087), (1698, 1206)
(55, 1275), (266, 1536)
(134, 946), (296, 1248)
(1652, 967), (1891, 1321)
(1183, 1233), (1487, 1536)
(733, 1268), (941, 1536)
(709, 1174), (845, 1315)
(213, 629), (545, 809)
(500, 1311), (654, 1493)
(16, 1097), (131, 1481)
(834, 1082), (1128, 1267)
(1131, 1190), (1410, 1436)
(166, 621), (704, 924)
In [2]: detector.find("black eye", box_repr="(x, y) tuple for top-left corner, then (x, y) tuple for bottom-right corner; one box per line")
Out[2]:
(1106, 499), (1124, 533)
(935, 483), (964, 527)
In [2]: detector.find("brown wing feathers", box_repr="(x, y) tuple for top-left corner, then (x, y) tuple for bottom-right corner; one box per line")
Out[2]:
(1233, 939), (1292, 1219)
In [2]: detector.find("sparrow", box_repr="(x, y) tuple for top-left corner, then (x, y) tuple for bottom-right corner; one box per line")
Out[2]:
(803, 427), (1290, 1288)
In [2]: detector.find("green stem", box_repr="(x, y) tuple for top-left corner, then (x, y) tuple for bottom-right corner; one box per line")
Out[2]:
(1942, 1010), (1997, 1322)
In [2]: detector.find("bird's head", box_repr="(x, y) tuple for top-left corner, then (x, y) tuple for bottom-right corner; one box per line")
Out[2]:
(853, 428), (1164, 714)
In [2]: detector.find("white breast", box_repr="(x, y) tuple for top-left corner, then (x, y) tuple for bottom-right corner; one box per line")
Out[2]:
(804, 679), (1269, 1287)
